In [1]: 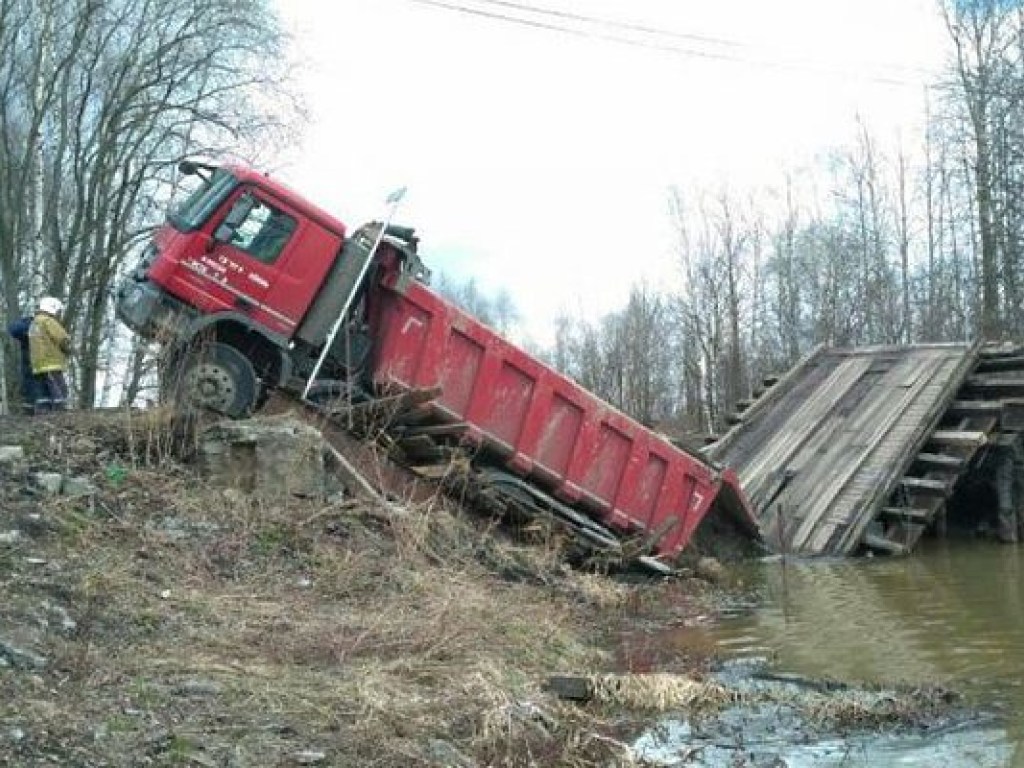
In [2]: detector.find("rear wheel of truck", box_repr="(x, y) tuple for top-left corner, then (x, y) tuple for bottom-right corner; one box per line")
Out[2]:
(176, 342), (259, 418)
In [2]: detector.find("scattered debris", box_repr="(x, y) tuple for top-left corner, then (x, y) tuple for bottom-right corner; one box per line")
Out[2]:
(291, 749), (327, 765)
(61, 476), (97, 498)
(173, 680), (222, 697)
(31, 471), (63, 494)
(0, 530), (22, 544)
(0, 639), (47, 670)
(0, 445), (25, 464)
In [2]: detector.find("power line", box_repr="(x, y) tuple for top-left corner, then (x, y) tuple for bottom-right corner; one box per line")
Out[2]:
(403, 0), (941, 89)
(470, 0), (746, 51)
(404, 0), (740, 62)
(479, 0), (940, 78)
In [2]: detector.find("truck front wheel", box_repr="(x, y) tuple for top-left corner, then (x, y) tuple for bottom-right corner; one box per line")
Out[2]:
(177, 342), (258, 418)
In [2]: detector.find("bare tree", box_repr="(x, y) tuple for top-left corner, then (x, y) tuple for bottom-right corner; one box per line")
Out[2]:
(0, 0), (300, 407)
(943, 0), (1007, 338)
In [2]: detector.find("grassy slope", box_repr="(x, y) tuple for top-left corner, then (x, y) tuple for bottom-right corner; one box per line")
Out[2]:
(0, 410), (727, 767)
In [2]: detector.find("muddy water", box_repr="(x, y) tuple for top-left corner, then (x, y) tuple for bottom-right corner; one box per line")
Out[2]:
(695, 540), (1024, 765)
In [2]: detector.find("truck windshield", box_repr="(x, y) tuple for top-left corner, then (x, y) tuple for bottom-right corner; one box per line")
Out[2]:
(167, 168), (237, 232)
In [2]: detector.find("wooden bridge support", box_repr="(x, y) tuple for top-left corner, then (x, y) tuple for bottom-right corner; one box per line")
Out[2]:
(993, 435), (1024, 544)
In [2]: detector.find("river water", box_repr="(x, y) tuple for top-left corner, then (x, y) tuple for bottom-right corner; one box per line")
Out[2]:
(689, 540), (1024, 766)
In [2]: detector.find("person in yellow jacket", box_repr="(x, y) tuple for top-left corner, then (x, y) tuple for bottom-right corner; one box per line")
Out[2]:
(29, 296), (71, 412)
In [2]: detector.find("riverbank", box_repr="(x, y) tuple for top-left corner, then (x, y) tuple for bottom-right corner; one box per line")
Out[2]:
(0, 410), (988, 766)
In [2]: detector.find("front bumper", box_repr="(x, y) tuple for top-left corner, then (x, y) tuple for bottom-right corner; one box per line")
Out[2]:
(116, 278), (197, 343)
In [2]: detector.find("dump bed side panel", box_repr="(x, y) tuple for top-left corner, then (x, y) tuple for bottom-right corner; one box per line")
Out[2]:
(367, 276), (734, 558)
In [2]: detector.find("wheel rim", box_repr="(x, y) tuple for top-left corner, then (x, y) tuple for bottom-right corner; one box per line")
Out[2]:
(184, 361), (237, 411)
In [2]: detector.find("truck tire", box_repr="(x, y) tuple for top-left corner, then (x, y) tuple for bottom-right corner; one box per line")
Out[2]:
(176, 342), (258, 418)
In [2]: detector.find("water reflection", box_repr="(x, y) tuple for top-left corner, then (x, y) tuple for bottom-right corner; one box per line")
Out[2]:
(702, 541), (1024, 765)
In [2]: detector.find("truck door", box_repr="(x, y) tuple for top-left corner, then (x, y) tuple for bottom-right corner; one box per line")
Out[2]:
(189, 188), (301, 336)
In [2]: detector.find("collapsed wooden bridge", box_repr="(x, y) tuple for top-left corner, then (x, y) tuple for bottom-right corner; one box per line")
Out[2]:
(705, 343), (1024, 556)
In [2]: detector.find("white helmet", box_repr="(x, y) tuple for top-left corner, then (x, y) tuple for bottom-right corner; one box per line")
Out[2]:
(39, 296), (64, 316)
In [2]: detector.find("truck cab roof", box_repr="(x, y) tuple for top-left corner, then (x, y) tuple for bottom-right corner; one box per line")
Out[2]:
(225, 163), (349, 240)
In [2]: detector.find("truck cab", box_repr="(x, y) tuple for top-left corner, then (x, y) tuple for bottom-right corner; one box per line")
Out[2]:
(118, 161), (424, 416)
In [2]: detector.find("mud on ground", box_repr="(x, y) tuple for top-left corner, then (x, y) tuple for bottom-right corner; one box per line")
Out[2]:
(0, 410), (982, 767)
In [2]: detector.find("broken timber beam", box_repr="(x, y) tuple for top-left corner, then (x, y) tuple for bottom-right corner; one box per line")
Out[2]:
(913, 452), (965, 471)
(927, 430), (988, 448)
(321, 441), (402, 513)
(863, 533), (907, 555)
(328, 387), (442, 424)
(965, 377), (1024, 397)
(880, 506), (932, 523)
(900, 476), (950, 496)
(397, 422), (469, 439)
(974, 356), (1024, 374)
(946, 400), (1004, 418)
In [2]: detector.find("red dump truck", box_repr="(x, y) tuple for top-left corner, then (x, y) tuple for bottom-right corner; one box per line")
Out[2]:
(116, 161), (756, 567)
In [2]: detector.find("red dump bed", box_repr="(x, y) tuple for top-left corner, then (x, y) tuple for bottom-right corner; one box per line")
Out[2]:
(367, 269), (755, 559)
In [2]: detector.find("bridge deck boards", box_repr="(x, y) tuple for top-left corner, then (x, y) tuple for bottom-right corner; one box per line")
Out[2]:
(705, 344), (980, 555)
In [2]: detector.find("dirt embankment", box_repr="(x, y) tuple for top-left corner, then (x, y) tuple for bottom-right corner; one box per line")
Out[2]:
(0, 410), (977, 767)
(0, 409), (741, 767)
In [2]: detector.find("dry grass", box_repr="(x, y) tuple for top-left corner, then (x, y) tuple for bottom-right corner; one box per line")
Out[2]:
(0, 409), (712, 767)
(589, 674), (736, 712)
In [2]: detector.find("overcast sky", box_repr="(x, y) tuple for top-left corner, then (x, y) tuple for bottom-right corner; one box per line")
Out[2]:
(273, 0), (949, 346)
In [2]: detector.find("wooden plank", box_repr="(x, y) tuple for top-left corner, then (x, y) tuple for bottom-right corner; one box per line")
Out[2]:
(880, 506), (932, 522)
(706, 341), (980, 555)
(742, 356), (874, 511)
(974, 356), (1024, 373)
(928, 430), (987, 448)
(965, 377), (1024, 397)
(398, 422), (469, 439)
(946, 400), (1004, 417)
(768, 354), (914, 549)
(863, 533), (907, 555)
(321, 441), (404, 514)
(900, 476), (949, 496)
(397, 435), (459, 464)
(816, 344), (980, 554)
(791, 353), (941, 551)
(979, 343), (1024, 359)
(412, 464), (456, 479)
(706, 343), (827, 460)
(913, 452), (965, 471)
(392, 404), (437, 426)
(329, 387), (442, 425)
(397, 434), (436, 452)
